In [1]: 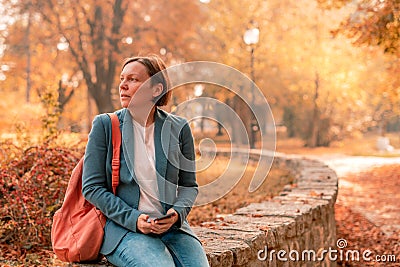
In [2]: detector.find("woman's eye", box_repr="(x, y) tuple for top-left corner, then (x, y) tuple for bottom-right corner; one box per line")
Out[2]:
(120, 77), (138, 82)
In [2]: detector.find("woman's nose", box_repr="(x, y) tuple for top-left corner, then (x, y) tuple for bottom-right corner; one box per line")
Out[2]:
(120, 80), (127, 90)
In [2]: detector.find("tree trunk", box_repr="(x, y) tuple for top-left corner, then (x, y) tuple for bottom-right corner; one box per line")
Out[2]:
(307, 72), (320, 148)
(41, 1), (125, 115)
(233, 95), (252, 147)
(88, 83), (116, 114)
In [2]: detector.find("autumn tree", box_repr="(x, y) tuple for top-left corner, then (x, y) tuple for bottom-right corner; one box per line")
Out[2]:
(2, 0), (397, 143)
(317, 0), (400, 55)
(317, 0), (400, 135)
(197, 0), (395, 147)
(0, 0), (84, 134)
(195, 0), (275, 148)
(2, 0), (203, 116)
(21, 0), (126, 114)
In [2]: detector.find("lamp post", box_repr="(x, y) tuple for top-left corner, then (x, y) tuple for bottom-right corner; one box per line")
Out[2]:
(243, 23), (259, 148)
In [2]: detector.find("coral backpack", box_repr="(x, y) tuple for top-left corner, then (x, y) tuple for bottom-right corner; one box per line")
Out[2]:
(51, 113), (121, 262)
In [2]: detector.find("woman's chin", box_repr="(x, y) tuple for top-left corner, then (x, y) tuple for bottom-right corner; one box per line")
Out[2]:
(120, 100), (130, 108)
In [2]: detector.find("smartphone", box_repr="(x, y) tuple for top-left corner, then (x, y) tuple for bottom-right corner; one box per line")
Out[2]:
(154, 213), (175, 222)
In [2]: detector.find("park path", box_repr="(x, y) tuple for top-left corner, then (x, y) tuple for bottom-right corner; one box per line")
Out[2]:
(305, 154), (400, 237)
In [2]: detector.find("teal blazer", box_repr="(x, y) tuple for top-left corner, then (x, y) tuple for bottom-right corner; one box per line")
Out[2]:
(82, 108), (198, 255)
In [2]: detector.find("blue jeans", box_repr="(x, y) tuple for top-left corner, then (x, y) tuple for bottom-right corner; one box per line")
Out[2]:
(105, 229), (209, 267)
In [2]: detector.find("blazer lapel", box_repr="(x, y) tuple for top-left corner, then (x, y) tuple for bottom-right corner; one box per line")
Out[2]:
(121, 110), (136, 180)
(154, 109), (171, 208)
(155, 111), (171, 179)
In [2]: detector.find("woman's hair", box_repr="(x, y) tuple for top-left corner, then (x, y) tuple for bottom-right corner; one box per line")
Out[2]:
(122, 55), (171, 106)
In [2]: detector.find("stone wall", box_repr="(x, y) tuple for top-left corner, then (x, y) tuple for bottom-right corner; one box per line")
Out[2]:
(194, 154), (338, 267)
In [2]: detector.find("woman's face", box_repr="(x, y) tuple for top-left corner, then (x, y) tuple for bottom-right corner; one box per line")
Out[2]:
(119, 61), (152, 108)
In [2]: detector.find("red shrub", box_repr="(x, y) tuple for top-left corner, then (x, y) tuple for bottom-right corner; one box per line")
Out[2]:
(0, 144), (82, 251)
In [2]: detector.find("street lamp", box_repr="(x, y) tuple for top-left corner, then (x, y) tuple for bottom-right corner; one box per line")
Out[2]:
(243, 27), (260, 47)
(243, 23), (259, 148)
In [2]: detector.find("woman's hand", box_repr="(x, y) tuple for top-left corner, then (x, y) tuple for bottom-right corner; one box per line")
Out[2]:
(136, 214), (152, 234)
(149, 209), (179, 235)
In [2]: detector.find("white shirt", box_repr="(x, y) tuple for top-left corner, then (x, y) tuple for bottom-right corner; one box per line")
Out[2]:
(132, 119), (163, 219)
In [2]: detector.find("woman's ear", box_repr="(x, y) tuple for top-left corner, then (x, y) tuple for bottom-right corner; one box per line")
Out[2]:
(152, 83), (163, 98)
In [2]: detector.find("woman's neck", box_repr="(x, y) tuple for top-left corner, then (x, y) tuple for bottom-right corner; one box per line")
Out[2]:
(130, 106), (156, 127)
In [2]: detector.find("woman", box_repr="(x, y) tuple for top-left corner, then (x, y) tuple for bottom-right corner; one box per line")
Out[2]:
(82, 55), (209, 266)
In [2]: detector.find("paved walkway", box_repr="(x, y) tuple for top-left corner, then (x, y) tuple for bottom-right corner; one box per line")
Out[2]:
(306, 154), (400, 237)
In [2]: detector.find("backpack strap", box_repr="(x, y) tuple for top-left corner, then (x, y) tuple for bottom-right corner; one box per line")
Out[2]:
(107, 113), (121, 195)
